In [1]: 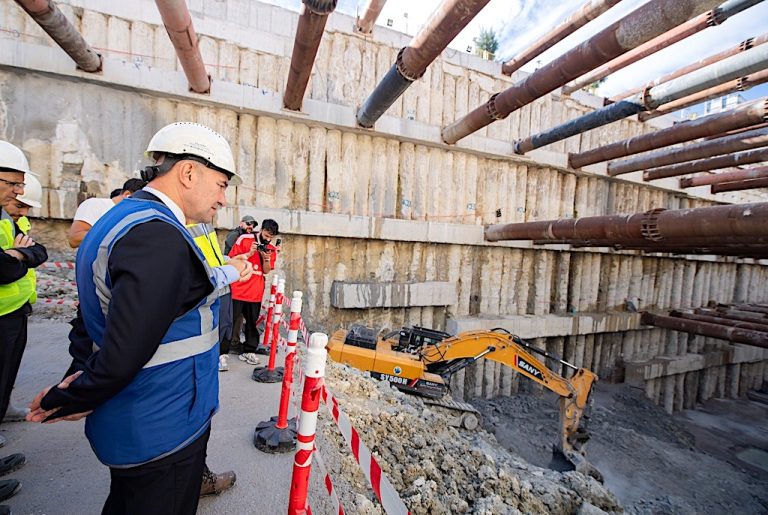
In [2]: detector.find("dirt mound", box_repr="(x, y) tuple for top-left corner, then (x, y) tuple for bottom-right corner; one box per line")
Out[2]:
(314, 363), (622, 514)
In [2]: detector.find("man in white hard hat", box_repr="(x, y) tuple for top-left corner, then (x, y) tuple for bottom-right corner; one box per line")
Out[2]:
(27, 123), (252, 515)
(0, 141), (47, 508)
(4, 173), (42, 227)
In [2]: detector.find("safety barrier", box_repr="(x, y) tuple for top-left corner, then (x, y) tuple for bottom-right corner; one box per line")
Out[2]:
(36, 298), (78, 307)
(37, 261), (75, 269)
(253, 278), (286, 383)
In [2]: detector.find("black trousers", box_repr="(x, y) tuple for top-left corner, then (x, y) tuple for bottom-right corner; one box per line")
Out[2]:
(0, 304), (30, 423)
(218, 292), (233, 355)
(231, 300), (261, 353)
(102, 427), (210, 515)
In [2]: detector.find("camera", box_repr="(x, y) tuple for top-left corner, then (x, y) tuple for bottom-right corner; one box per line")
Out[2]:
(276, 238), (282, 246)
(256, 243), (270, 253)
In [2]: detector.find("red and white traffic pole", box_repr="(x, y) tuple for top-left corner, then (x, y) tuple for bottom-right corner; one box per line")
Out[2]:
(253, 291), (303, 453)
(288, 332), (328, 515)
(253, 278), (285, 383)
(257, 275), (280, 355)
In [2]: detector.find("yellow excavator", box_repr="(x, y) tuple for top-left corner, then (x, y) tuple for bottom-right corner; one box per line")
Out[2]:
(327, 325), (602, 481)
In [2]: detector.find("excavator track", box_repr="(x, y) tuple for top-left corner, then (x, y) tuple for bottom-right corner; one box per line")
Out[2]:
(423, 397), (482, 430)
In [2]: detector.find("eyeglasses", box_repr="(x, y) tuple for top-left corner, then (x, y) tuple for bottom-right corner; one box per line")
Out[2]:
(0, 178), (25, 190)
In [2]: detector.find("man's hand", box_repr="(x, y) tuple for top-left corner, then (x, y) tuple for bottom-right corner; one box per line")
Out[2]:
(4, 249), (25, 261)
(27, 371), (93, 424)
(13, 233), (35, 248)
(247, 241), (258, 258)
(229, 254), (255, 282)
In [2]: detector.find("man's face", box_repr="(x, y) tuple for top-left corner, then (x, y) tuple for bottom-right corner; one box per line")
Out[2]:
(0, 171), (25, 208)
(260, 228), (274, 242)
(245, 222), (255, 233)
(4, 199), (30, 221)
(183, 163), (229, 224)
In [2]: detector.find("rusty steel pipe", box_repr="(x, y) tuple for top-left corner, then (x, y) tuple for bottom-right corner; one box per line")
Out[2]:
(711, 176), (768, 192)
(608, 126), (768, 176)
(561, 0), (765, 96)
(680, 165), (768, 187)
(699, 308), (768, 324)
(568, 97), (768, 168)
(500, 0), (622, 76)
(559, 234), (768, 247)
(702, 121), (768, 140)
(670, 310), (768, 332)
(569, 243), (768, 258)
(638, 68), (768, 122)
(610, 32), (768, 101)
(715, 307), (768, 320)
(516, 43), (768, 155)
(733, 304), (768, 314)
(155, 0), (210, 93)
(356, 0), (491, 127)
(441, 0), (722, 145)
(14, 0), (102, 72)
(283, 0), (338, 111)
(485, 203), (768, 243)
(641, 312), (768, 348)
(643, 147), (768, 181)
(355, 0), (386, 34)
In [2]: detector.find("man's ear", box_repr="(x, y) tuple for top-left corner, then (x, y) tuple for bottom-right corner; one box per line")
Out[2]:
(178, 161), (196, 189)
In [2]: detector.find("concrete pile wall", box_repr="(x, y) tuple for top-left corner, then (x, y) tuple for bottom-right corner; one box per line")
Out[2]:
(1, 0), (766, 412)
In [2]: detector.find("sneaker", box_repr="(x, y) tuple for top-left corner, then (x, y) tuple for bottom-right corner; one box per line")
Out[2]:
(200, 466), (236, 497)
(238, 353), (260, 366)
(3, 406), (29, 423)
(218, 355), (229, 372)
(0, 455), (25, 478)
(0, 479), (20, 502)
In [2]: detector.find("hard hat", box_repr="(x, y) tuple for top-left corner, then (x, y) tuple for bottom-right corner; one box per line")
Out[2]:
(145, 122), (241, 186)
(0, 141), (31, 174)
(17, 173), (42, 208)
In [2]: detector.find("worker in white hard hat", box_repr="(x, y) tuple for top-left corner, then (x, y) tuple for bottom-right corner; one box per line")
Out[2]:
(0, 141), (47, 508)
(27, 123), (252, 515)
(5, 173), (42, 229)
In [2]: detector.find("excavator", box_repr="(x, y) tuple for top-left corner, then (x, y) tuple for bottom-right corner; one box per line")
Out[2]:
(327, 325), (602, 481)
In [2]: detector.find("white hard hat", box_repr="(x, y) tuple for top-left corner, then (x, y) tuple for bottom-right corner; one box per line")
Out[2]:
(0, 140), (31, 175)
(145, 122), (241, 186)
(17, 173), (42, 208)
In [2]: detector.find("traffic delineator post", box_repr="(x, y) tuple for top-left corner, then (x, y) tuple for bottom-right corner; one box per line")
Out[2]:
(253, 290), (303, 453)
(287, 332), (328, 515)
(252, 278), (285, 383)
(256, 275), (279, 355)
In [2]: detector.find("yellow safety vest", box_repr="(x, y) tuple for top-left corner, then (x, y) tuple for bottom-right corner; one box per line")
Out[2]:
(187, 222), (229, 294)
(0, 215), (37, 316)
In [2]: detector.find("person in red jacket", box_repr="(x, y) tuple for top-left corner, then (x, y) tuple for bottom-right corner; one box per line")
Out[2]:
(227, 219), (279, 365)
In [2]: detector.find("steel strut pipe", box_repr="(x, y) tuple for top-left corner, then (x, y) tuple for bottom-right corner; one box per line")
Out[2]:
(500, 0), (622, 76)
(714, 307), (768, 320)
(611, 33), (768, 101)
(561, 0), (765, 96)
(485, 203), (768, 243)
(356, 0), (491, 128)
(283, 0), (338, 111)
(354, 0), (386, 34)
(638, 68), (768, 122)
(608, 126), (768, 177)
(680, 165), (768, 187)
(711, 176), (768, 192)
(568, 97), (768, 168)
(441, 0), (722, 145)
(669, 311), (768, 334)
(515, 44), (768, 155)
(643, 147), (768, 181)
(641, 312), (768, 348)
(14, 0), (102, 72)
(733, 304), (768, 314)
(155, 0), (210, 93)
(699, 308), (768, 324)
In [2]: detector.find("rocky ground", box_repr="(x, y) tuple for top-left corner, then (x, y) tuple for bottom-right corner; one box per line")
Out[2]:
(311, 363), (768, 515)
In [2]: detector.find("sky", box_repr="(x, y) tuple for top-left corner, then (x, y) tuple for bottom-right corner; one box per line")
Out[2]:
(266, 0), (768, 114)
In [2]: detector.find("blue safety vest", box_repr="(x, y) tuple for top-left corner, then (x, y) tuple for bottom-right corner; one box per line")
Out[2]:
(76, 197), (220, 467)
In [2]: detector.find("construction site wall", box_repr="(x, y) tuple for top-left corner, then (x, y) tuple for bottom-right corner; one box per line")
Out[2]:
(1, 0), (766, 413)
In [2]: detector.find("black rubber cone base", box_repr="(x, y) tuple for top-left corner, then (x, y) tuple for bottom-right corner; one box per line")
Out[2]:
(253, 416), (297, 453)
(254, 346), (270, 355)
(251, 366), (284, 383)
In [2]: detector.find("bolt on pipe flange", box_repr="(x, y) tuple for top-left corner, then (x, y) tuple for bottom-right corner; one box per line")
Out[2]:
(395, 47), (425, 82)
(303, 0), (338, 15)
(740, 37), (755, 51)
(641, 208), (666, 241)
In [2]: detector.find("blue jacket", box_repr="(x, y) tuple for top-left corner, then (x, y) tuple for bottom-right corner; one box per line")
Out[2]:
(76, 197), (220, 467)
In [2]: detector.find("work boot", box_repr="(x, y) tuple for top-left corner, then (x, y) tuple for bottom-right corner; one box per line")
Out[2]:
(0, 479), (20, 502)
(2, 406), (29, 423)
(200, 466), (236, 497)
(0, 455), (25, 477)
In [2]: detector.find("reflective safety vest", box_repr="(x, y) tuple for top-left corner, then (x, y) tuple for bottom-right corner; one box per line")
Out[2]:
(77, 197), (220, 467)
(187, 222), (229, 295)
(0, 213), (36, 317)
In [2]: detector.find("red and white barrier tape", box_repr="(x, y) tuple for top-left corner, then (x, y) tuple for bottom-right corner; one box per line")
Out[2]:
(38, 279), (77, 287)
(312, 445), (345, 515)
(321, 386), (410, 515)
(37, 298), (79, 307)
(38, 261), (75, 269)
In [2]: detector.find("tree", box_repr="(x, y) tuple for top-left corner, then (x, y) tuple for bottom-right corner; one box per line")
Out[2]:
(473, 27), (498, 60)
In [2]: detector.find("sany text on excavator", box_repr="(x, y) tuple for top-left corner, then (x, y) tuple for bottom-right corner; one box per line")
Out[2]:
(327, 325), (602, 481)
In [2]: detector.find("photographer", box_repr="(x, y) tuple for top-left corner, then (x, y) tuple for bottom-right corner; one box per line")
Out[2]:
(227, 219), (280, 364)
